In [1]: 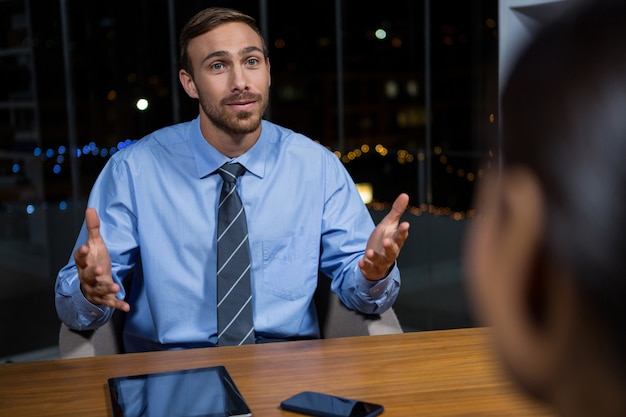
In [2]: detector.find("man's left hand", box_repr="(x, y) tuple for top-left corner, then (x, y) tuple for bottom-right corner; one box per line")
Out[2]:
(359, 193), (410, 280)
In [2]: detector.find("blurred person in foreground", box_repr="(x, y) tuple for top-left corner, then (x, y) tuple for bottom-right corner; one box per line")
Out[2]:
(55, 7), (410, 352)
(463, 1), (626, 416)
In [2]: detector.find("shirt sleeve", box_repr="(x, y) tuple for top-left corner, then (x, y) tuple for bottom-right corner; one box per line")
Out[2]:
(319, 152), (401, 315)
(54, 156), (138, 331)
(354, 262), (401, 313)
(55, 258), (114, 330)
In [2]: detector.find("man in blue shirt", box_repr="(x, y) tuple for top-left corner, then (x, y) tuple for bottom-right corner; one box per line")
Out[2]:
(55, 7), (410, 352)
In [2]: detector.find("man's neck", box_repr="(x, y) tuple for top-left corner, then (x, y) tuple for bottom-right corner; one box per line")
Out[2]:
(199, 117), (261, 158)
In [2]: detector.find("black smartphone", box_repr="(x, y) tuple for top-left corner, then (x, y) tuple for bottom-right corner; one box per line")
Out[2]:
(280, 391), (384, 417)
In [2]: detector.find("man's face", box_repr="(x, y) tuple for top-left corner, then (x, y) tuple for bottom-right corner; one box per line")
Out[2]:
(183, 22), (271, 136)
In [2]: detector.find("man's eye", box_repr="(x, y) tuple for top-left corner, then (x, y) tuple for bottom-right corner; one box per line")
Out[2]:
(247, 58), (259, 66)
(212, 63), (224, 70)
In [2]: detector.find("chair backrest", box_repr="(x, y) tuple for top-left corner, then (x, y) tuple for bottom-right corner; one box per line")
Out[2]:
(58, 275), (403, 358)
(58, 309), (125, 359)
(314, 273), (403, 338)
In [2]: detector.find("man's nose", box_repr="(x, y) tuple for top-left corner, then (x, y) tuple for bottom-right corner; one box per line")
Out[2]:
(230, 66), (249, 92)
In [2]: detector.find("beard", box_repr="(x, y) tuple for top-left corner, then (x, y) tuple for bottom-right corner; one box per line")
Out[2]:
(198, 91), (267, 136)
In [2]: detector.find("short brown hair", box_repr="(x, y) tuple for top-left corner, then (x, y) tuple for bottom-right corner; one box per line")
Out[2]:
(179, 7), (268, 76)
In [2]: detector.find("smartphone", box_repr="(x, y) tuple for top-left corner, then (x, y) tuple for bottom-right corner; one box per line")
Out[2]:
(280, 391), (384, 417)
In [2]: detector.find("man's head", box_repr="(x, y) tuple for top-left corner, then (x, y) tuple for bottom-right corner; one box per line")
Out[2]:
(178, 8), (271, 149)
(464, 0), (626, 414)
(179, 8), (268, 77)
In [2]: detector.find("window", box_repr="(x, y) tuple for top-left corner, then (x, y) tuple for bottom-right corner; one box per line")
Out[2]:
(0, 0), (497, 360)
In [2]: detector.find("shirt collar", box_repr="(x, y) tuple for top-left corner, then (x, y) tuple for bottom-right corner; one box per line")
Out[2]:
(191, 117), (268, 179)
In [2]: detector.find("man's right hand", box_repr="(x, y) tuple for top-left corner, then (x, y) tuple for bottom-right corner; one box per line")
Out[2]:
(74, 208), (130, 312)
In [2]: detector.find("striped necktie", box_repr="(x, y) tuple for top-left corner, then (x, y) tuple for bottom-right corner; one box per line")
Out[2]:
(216, 163), (255, 346)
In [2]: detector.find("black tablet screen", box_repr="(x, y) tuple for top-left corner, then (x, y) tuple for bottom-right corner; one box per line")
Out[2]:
(108, 365), (252, 417)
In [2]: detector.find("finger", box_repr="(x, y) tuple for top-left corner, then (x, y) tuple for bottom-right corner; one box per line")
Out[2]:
(392, 221), (410, 247)
(91, 293), (131, 312)
(112, 300), (131, 312)
(358, 256), (376, 278)
(100, 295), (130, 312)
(376, 221), (409, 257)
(378, 238), (404, 268)
(73, 245), (90, 268)
(375, 230), (409, 268)
(381, 193), (410, 225)
(81, 273), (114, 295)
(360, 248), (391, 278)
(390, 193), (410, 217)
(84, 280), (131, 312)
(85, 208), (102, 241)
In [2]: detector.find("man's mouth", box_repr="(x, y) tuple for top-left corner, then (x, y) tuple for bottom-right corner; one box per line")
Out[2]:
(227, 101), (255, 112)
(224, 94), (259, 104)
(224, 94), (260, 111)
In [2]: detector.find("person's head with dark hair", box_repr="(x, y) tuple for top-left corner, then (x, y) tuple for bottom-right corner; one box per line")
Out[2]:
(177, 7), (272, 153)
(463, 1), (626, 415)
(179, 7), (268, 76)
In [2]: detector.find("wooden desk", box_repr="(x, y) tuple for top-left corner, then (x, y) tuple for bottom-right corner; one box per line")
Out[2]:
(0, 328), (555, 416)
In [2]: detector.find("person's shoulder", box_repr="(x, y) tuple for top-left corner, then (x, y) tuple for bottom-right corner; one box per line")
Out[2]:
(110, 119), (197, 161)
(262, 120), (331, 153)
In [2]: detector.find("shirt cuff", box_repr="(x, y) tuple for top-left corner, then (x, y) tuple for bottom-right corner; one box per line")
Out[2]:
(355, 261), (399, 300)
(72, 282), (109, 323)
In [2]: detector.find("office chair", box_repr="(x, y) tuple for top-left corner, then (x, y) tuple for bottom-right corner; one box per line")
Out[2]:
(313, 273), (403, 339)
(58, 275), (403, 358)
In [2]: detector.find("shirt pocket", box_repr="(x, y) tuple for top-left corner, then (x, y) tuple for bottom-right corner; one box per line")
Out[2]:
(262, 236), (319, 300)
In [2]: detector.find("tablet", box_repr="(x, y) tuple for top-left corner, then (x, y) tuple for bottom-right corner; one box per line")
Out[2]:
(107, 365), (252, 417)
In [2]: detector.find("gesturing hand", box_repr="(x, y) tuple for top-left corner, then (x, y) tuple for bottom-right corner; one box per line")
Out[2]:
(73, 208), (130, 312)
(359, 193), (410, 281)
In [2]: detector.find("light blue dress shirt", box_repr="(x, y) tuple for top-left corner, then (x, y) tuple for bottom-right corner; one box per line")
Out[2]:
(55, 117), (401, 352)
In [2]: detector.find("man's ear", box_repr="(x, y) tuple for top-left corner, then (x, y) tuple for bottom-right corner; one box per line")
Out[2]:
(494, 168), (580, 391)
(179, 69), (199, 99)
(503, 168), (576, 341)
(464, 167), (546, 336)
(500, 167), (547, 332)
(466, 168), (545, 351)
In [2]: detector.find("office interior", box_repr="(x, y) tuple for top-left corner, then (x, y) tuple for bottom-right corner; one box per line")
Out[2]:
(0, 0), (566, 362)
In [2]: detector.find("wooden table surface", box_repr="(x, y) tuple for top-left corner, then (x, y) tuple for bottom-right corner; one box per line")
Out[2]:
(0, 327), (555, 416)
